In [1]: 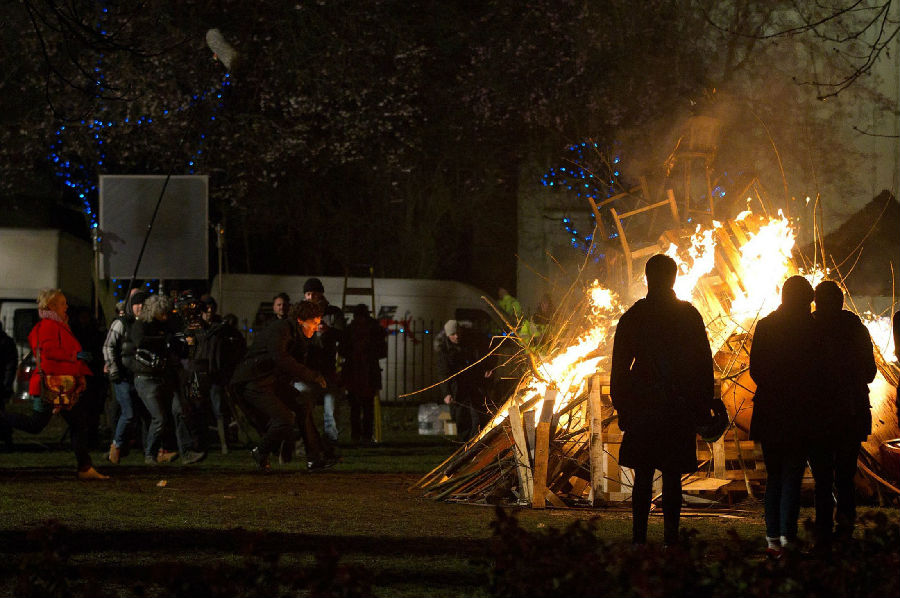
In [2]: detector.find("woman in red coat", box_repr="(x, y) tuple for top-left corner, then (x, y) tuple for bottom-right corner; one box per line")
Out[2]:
(0, 289), (108, 480)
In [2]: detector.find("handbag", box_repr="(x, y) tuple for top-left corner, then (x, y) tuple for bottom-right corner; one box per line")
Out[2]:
(34, 342), (80, 411)
(696, 398), (730, 443)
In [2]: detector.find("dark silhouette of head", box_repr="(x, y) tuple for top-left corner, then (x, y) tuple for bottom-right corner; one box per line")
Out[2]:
(781, 276), (814, 311)
(814, 280), (844, 315)
(645, 254), (677, 293)
(352, 303), (371, 321)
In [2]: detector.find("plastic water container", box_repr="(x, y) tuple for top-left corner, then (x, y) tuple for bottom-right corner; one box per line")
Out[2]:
(419, 403), (450, 436)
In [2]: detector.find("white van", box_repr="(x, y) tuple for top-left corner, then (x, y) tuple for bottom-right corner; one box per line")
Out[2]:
(211, 274), (499, 402)
(0, 228), (93, 358)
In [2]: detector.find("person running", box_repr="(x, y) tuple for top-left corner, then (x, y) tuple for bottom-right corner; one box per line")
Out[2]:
(232, 300), (330, 472)
(0, 289), (108, 480)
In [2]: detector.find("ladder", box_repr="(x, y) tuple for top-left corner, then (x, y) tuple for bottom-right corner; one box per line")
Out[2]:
(342, 265), (376, 317)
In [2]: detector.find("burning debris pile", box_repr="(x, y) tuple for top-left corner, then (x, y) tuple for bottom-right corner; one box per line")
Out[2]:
(414, 207), (899, 507)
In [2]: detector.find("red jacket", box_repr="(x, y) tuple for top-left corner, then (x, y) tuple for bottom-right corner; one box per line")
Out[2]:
(28, 318), (92, 396)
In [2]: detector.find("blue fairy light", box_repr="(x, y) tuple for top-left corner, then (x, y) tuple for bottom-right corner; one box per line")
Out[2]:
(542, 141), (625, 256)
(49, 67), (229, 229)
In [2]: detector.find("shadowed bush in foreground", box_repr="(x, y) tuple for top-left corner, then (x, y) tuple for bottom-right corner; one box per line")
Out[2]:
(11, 508), (899, 597)
(488, 508), (900, 598)
(14, 522), (374, 598)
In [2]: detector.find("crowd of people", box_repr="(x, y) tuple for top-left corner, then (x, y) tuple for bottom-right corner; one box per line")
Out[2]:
(0, 277), (389, 477)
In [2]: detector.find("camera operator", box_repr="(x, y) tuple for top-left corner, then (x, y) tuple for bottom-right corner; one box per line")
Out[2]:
(169, 291), (211, 464)
(201, 296), (245, 453)
(124, 294), (181, 464)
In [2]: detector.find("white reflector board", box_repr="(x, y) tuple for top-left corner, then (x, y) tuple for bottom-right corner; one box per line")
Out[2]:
(99, 175), (208, 279)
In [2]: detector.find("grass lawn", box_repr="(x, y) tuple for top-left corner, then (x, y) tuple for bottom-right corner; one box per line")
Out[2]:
(0, 404), (892, 597)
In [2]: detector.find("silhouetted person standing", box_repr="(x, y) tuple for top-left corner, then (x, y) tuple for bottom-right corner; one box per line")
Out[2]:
(749, 275), (819, 557)
(610, 254), (715, 546)
(809, 280), (876, 547)
(894, 310), (899, 423)
(340, 304), (387, 444)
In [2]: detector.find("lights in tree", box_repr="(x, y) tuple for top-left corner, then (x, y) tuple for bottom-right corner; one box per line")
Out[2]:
(541, 141), (622, 256)
(46, 3), (232, 230)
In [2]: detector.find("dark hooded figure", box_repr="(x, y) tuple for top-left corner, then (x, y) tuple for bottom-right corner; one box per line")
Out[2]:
(749, 275), (820, 557)
(610, 254), (715, 546)
(339, 304), (387, 444)
(808, 280), (876, 547)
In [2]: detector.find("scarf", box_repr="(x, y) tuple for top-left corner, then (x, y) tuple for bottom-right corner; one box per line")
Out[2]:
(39, 309), (70, 329)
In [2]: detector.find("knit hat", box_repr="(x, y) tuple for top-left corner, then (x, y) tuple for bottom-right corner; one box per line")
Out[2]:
(303, 277), (325, 293)
(130, 291), (150, 305)
(443, 319), (458, 336)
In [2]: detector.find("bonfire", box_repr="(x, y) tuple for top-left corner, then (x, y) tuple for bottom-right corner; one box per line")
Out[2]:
(414, 207), (899, 507)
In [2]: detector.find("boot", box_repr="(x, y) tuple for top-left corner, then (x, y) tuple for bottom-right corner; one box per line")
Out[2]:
(217, 417), (228, 455)
(77, 466), (110, 481)
(107, 442), (120, 464)
(156, 449), (178, 463)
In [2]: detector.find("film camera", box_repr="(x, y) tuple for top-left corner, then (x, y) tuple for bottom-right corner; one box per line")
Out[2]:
(175, 291), (205, 331)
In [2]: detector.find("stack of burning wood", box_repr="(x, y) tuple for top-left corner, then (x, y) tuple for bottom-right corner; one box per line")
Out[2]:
(414, 211), (900, 507)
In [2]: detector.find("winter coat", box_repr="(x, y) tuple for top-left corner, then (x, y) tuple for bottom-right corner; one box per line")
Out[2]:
(28, 317), (92, 396)
(811, 309), (877, 442)
(435, 331), (486, 406)
(340, 316), (387, 397)
(749, 305), (821, 449)
(124, 318), (172, 377)
(204, 321), (247, 385)
(231, 318), (320, 387)
(309, 301), (345, 385)
(610, 288), (715, 473)
(103, 316), (134, 382)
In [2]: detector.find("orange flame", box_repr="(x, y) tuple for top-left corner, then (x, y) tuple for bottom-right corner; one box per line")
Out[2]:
(730, 210), (797, 320)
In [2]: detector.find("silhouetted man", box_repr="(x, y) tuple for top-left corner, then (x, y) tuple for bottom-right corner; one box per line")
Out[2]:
(894, 310), (899, 423)
(610, 254), (714, 546)
(809, 280), (876, 547)
(749, 275), (819, 557)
